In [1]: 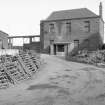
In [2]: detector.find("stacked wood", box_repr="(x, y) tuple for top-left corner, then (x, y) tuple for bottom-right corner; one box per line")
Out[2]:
(28, 51), (41, 69)
(18, 51), (37, 76)
(0, 65), (10, 89)
(0, 50), (41, 89)
(4, 62), (29, 84)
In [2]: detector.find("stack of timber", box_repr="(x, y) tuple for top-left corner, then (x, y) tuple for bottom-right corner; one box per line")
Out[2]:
(0, 50), (41, 89)
(18, 51), (38, 76)
(4, 62), (29, 84)
(28, 51), (41, 69)
(0, 65), (10, 89)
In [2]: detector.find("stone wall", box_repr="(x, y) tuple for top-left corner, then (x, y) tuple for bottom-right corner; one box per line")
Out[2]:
(40, 17), (104, 54)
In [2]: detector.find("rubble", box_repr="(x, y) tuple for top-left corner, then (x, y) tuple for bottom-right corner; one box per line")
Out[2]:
(67, 50), (105, 68)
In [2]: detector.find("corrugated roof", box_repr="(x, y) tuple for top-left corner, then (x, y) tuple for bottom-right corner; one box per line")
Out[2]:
(46, 8), (98, 21)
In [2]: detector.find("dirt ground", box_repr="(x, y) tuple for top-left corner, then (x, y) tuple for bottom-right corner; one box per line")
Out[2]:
(0, 54), (105, 105)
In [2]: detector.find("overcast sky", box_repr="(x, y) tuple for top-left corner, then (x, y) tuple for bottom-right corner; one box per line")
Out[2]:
(0, 0), (104, 38)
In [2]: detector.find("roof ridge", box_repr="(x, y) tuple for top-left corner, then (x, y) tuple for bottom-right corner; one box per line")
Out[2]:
(52, 8), (87, 13)
(46, 8), (98, 21)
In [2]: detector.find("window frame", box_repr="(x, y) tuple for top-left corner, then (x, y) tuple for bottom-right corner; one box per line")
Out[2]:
(49, 23), (55, 33)
(84, 21), (90, 32)
(66, 22), (71, 32)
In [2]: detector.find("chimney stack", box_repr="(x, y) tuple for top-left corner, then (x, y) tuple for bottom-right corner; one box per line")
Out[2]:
(99, 2), (103, 18)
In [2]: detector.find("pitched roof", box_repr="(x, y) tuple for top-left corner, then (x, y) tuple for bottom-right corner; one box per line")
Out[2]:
(0, 30), (9, 39)
(46, 8), (98, 21)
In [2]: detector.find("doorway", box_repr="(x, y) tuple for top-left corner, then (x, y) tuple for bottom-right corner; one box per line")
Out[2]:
(57, 45), (64, 52)
(55, 44), (65, 56)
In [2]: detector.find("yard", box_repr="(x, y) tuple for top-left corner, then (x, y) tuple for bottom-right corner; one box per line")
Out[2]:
(0, 54), (105, 105)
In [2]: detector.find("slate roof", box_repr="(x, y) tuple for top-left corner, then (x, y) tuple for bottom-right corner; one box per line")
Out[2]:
(0, 30), (9, 38)
(46, 8), (98, 21)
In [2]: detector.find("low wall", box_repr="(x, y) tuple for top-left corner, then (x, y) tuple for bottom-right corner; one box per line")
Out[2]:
(0, 49), (19, 55)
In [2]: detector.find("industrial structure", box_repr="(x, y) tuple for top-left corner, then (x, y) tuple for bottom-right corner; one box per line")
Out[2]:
(8, 35), (40, 52)
(0, 31), (9, 49)
(40, 2), (104, 56)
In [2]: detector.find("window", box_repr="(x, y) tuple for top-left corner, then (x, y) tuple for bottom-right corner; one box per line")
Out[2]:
(49, 23), (54, 33)
(50, 40), (54, 44)
(32, 37), (36, 42)
(84, 39), (89, 48)
(32, 37), (40, 42)
(84, 21), (90, 32)
(23, 38), (30, 44)
(66, 22), (71, 32)
(74, 40), (79, 48)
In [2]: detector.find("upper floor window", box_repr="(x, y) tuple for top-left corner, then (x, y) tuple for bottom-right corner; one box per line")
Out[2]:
(66, 22), (71, 32)
(74, 40), (79, 48)
(84, 21), (90, 32)
(49, 23), (55, 33)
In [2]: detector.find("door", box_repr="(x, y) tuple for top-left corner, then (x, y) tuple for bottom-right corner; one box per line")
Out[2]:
(54, 44), (56, 55)
(56, 44), (65, 56)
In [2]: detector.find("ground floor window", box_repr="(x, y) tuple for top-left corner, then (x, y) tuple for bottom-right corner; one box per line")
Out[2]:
(74, 40), (79, 48)
(50, 40), (54, 44)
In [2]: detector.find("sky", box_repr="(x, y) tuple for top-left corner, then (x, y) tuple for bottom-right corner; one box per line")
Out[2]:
(0, 0), (105, 44)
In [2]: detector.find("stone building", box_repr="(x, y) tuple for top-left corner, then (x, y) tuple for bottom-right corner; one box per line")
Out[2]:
(40, 2), (104, 56)
(0, 31), (8, 49)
